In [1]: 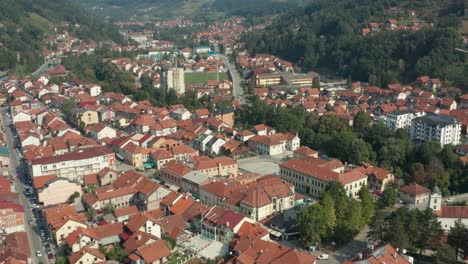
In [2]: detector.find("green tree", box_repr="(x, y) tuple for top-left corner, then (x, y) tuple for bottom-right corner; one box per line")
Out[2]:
(105, 245), (127, 262)
(60, 98), (77, 118)
(353, 110), (371, 133)
(377, 186), (398, 209)
(321, 193), (337, 235)
(298, 204), (328, 247)
(358, 185), (374, 223)
(367, 210), (388, 245)
(447, 220), (468, 263)
(102, 203), (115, 215)
(434, 245), (458, 264)
(416, 209), (443, 256)
(85, 207), (97, 222)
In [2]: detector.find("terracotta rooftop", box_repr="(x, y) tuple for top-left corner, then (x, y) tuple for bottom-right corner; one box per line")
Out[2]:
(400, 183), (430, 196)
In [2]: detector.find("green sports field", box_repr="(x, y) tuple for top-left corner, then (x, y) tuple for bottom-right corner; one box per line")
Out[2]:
(185, 72), (228, 85)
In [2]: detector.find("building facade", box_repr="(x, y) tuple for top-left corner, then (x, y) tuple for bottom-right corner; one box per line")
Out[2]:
(410, 114), (461, 146)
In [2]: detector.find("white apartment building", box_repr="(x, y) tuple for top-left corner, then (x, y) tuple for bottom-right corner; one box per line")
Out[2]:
(166, 67), (185, 95)
(410, 114), (461, 146)
(386, 109), (423, 132)
(29, 146), (116, 183)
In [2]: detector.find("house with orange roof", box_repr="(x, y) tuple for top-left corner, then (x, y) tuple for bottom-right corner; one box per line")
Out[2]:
(65, 227), (100, 252)
(43, 204), (88, 245)
(345, 244), (411, 263)
(357, 163), (395, 193)
(233, 237), (317, 264)
(200, 176), (296, 221)
(114, 205), (139, 223)
(127, 240), (171, 264)
(192, 156), (238, 178)
(125, 212), (162, 239)
(158, 161), (192, 186)
(68, 247), (106, 264)
(399, 183), (430, 205)
(0, 231), (31, 263)
(248, 132), (300, 156)
(85, 123), (117, 141)
(200, 206), (250, 244)
(158, 214), (190, 243)
(82, 185), (136, 211)
(293, 146), (318, 159)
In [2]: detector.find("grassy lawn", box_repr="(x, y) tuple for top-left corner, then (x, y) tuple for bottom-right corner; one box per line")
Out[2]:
(185, 72), (228, 85)
(170, 252), (190, 264)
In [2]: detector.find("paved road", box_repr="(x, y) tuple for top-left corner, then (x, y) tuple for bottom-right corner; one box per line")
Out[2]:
(455, 48), (468, 54)
(214, 46), (246, 105)
(408, 192), (468, 210)
(221, 55), (246, 105)
(0, 108), (50, 263)
(32, 60), (54, 77)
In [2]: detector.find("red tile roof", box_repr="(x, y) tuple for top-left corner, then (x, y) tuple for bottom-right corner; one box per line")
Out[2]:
(400, 183), (430, 196)
(134, 240), (170, 263)
(436, 206), (468, 219)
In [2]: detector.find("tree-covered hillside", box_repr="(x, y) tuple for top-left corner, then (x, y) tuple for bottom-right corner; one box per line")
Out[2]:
(0, 0), (123, 73)
(243, 0), (467, 89)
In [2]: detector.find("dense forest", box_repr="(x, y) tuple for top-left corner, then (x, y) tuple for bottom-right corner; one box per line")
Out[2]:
(0, 0), (123, 74)
(243, 0), (467, 89)
(237, 96), (468, 196)
(211, 0), (312, 18)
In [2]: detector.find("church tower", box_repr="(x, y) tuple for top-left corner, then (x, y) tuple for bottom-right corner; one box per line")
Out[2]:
(429, 185), (442, 211)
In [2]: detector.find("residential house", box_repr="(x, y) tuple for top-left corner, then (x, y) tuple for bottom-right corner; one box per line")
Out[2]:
(68, 247), (106, 264)
(85, 123), (117, 141)
(293, 146), (318, 159)
(400, 183), (431, 205)
(200, 206), (249, 245)
(357, 164), (395, 193)
(43, 204), (88, 245)
(128, 240), (171, 264)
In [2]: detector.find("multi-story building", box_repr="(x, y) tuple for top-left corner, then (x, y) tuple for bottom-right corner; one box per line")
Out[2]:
(254, 72), (320, 89)
(279, 157), (367, 199)
(0, 202), (25, 234)
(166, 67), (185, 95)
(386, 109), (421, 132)
(192, 157), (238, 178)
(410, 114), (461, 146)
(199, 176), (296, 221)
(29, 146), (116, 183)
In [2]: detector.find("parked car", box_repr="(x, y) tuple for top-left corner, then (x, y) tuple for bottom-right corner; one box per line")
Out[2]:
(36, 250), (42, 257)
(318, 254), (329, 260)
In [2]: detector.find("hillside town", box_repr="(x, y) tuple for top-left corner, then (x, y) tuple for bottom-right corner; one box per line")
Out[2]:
(0, 2), (467, 264)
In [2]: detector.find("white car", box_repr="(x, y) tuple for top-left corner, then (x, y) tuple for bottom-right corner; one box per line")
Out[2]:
(31, 203), (39, 208)
(36, 250), (42, 257)
(318, 253), (329, 260)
